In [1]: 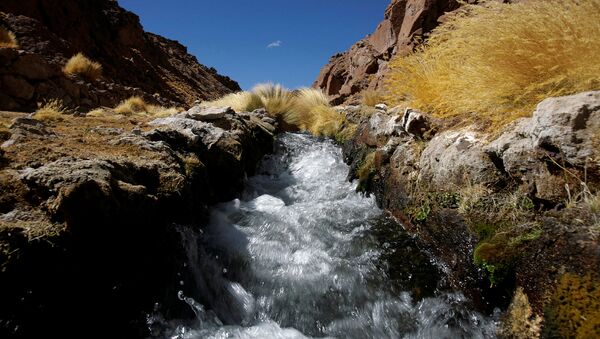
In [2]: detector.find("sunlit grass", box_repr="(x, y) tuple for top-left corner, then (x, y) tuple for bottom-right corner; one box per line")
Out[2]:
(63, 53), (102, 81)
(385, 0), (600, 130)
(202, 84), (345, 137)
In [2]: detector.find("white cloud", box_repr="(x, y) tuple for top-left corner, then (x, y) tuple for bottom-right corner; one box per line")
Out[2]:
(267, 40), (282, 48)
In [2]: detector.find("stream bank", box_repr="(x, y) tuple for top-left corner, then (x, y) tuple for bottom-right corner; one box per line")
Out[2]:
(339, 91), (600, 337)
(0, 107), (276, 337)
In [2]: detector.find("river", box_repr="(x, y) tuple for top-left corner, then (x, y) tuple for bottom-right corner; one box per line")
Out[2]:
(152, 133), (497, 338)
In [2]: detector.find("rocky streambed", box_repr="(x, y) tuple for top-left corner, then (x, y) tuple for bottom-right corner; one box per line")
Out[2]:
(1, 91), (599, 338)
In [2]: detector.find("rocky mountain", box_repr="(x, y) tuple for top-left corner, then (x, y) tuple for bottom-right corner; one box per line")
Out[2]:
(314, 0), (466, 104)
(0, 0), (240, 112)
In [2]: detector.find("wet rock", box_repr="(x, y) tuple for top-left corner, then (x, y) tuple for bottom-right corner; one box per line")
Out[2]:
(186, 105), (233, 121)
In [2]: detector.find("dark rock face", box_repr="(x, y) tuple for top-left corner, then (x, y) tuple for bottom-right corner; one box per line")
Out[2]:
(0, 0), (240, 112)
(0, 109), (276, 337)
(341, 92), (600, 320)
(314, 0), (466, 104)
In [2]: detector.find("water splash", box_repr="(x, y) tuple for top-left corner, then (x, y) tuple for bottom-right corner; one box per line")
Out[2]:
(156, 133), (497, 338)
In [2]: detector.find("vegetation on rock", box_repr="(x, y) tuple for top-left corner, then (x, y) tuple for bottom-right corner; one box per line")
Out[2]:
(63, 53), (103, 81)
(385, 0), (600, 130)
(203, 84), (344, 137)
(544, 273), (600, 338)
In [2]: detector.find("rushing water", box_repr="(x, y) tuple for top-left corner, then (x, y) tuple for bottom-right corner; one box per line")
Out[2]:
(153, 133), (497, 338)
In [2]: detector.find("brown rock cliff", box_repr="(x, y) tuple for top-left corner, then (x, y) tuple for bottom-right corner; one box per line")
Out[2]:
(0, 0), (240, 111)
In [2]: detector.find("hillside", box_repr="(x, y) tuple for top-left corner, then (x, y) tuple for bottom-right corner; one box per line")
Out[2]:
(0, 0), (239, 112)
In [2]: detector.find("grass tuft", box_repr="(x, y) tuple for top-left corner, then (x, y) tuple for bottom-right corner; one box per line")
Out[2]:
(0, 27), (18, 48)
(202, 84), (345, 137)
(63, 53), (102, 81)
(113, 96), (180, 118)
(385, 0), (600, 130)
(289, 88), (331, 130)
(33, 100), (68, 122)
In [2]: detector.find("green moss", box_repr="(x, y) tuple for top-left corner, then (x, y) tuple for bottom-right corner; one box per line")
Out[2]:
(472, 222), (499, 241)
(544, 273), (600, 338)
(473, 225), (542, 286)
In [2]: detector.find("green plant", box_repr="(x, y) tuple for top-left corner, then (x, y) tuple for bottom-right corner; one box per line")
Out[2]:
(63, 53), (102, 80)
(386, 0), (600, 130)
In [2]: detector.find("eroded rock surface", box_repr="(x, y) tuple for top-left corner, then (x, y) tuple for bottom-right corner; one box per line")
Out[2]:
(0, 110), (276, 337)
(341, 91), (600, 329)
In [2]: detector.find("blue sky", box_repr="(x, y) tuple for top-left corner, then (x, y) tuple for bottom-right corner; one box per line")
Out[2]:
(118, 0), (390, 90)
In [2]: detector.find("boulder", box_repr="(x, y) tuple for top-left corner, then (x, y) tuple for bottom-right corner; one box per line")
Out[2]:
(485, 91), (600, 205)
(11, 54), (56, 80)
(186, 106), (233, 121)
(1, 74), (34, 100)
(402, 108), (434, 139)
(419, 129), (499, 187)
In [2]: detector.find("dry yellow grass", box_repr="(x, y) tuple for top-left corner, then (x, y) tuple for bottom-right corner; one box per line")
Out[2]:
(0, 27), (18, 48)
(252, 83), (296, 119)
(203, 91), (264, 113)
(308, 105), (345, 137)
(201, 84), (344, 137)
(63, 53), (102, 80)
(385, 0), (600, 130)
(361, 90), (384, 107)
(33, 99), (68, 122)
(289, 88), (330, 130)
(113, 96), (179, 117)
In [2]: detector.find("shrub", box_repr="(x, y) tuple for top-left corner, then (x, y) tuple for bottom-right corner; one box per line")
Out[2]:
(0, 27), (18, 48)
(63, 53), (102, 80)
(499, 287), (542, 339)
(113, 96), (179, 117)
(203, 91), (264, 113)
(289, 88), (331, 130)
(202, 84), (345, 137)
(385, 0), (600, 130)
(252, 83), (295, 120)
(307, 105), (344, 137)
(33, 99), (68, 122)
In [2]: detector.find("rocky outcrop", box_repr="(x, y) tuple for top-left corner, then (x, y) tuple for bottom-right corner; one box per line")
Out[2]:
(0, 0), (240, 112)
(341, 91), (600, 330)
(314, 0), (466, 104)
(0, 108), (276, 337)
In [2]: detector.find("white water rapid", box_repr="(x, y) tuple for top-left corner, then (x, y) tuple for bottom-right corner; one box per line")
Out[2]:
(153, 133), (497, 338)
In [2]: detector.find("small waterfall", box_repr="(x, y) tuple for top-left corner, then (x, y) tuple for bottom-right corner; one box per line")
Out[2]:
(154, 133), (497, 338)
